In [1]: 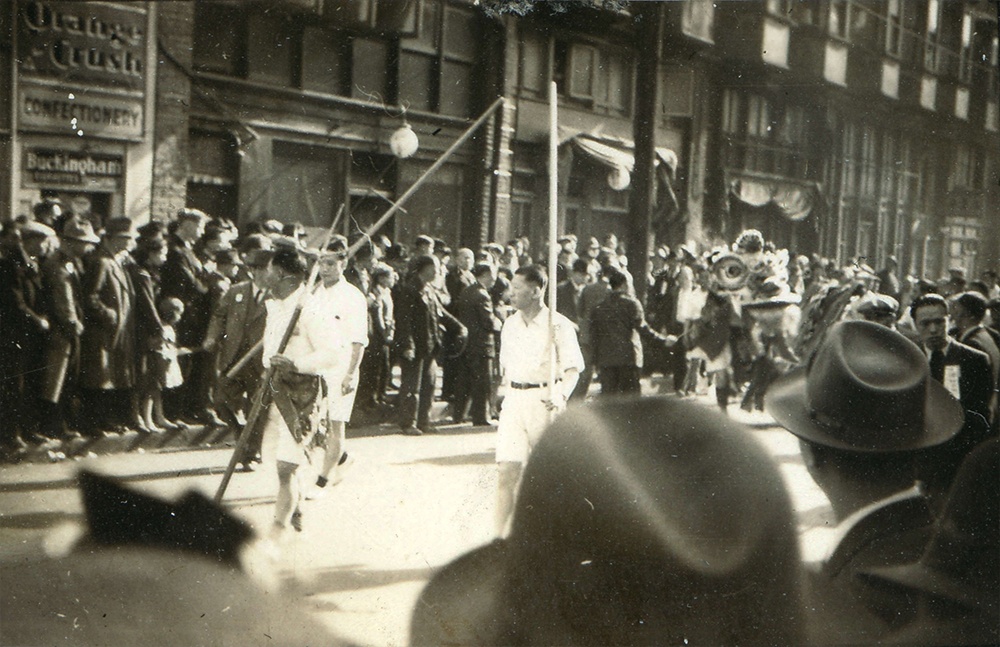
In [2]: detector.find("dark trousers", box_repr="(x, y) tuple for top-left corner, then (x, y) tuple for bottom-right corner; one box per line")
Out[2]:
(572, 344), (595, 400)
(356, 342), (389, 409)
(454, 354), (493, 424)
(598, 365), (642, 396)
(440, 354), (461, 403)
(397, 355), (437, 430)
(215, 366), (263, 461)
(0, 344), (44, 443)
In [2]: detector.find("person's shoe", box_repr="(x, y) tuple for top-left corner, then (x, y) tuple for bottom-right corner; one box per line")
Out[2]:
(196, 410), (227, 427)
(290, 509), (303, 533)
(401, 426), (423, 436)
(238, 460), (257, 473)
(329, 452), (355, 487)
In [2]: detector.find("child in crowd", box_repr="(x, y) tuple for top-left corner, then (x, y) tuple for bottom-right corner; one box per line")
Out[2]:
(139, 297), (189, 432)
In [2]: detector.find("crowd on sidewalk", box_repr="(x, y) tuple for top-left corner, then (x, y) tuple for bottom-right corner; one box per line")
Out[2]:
(2, 198), (998, 646)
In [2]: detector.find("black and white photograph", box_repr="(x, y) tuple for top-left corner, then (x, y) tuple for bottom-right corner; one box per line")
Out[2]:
(1, 0), (998, 645)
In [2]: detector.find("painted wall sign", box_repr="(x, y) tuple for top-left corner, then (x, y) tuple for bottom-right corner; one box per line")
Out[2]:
(17, 0), (147, 91)
(19, 82), (144, 139)
(23, 148), (124, 191)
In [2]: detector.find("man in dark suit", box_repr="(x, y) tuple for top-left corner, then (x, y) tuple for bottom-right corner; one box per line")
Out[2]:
(911, 293), (995, 501)
(202, 248), (273, 468)
(454, 263), (502, 426)
(572, 261), (612, 399)
(950, 291), (1000, 418)
(554, 258), (588, 327)
(589, 267), (671, 396)
(765, 321), (966, 644)
(161, 208), (220, 424)
(39, 219), (100, 440)
(393, 254), (465, 435)
(442, 248), (476, 408)
(0, 222), (54, 449)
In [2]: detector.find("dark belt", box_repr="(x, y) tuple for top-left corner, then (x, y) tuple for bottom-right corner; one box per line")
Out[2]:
(510, 381), (551, 390)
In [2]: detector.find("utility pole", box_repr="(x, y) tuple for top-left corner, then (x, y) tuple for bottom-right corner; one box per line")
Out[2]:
(627, 1), (665, 306)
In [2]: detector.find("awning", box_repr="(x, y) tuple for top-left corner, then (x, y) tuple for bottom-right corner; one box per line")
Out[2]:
(570, 134), (678, 174)
(729, 175), (821, 222)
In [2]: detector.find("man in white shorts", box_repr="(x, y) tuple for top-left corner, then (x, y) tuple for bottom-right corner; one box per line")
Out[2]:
(261, 243), (363, 541)
(496, 264), (583, 535)
(310, 236), (368, 496)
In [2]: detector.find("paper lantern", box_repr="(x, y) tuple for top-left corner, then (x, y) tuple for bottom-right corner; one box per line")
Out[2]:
(608, 165), (630, 191)
(390, 123), (419, 159)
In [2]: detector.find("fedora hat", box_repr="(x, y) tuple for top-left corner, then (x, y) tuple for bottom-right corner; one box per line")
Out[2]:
(765, 321), (963, 452)
(242, 248), (274, 268)
(412, 397), (805, 646)
(860, 439), (999, 613)
(104, 216), (137, 239)
(20, 220), (55, 239)
(60, 218), (101, 244)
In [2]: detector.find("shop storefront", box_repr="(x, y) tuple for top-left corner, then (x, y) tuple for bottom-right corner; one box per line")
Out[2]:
(8, 0), (155, 224)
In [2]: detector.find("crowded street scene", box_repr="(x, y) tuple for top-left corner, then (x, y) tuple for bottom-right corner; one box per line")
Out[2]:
(1, 0), (999, 645)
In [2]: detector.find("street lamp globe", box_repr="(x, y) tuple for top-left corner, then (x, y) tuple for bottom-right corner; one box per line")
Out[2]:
(390, 123), (419, 159)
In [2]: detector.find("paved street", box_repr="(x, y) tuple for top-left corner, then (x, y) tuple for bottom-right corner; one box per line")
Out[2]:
(0, 387), (834, 647)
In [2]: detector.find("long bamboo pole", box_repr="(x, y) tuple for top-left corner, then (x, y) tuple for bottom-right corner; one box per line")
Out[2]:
(547, 82), (559, 413)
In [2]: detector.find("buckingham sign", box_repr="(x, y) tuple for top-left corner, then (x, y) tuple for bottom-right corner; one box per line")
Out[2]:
(17, 0), (147, 91)
(24, 149), (124, 191)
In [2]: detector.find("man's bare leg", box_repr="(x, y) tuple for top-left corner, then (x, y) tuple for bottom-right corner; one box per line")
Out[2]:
(273, 460), (301, 535)
(496, 461), (523, 537)
(315, 421), (348, 490)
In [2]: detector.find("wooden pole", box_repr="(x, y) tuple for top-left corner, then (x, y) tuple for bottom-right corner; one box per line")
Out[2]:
(547, 81), (559, 411)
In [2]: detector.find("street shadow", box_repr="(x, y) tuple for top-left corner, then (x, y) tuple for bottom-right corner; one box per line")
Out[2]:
(292, 565), (436, 595)
(0, 510), (81, 529)
(0, 465), (226, 494)
(394, 452), (495, 468)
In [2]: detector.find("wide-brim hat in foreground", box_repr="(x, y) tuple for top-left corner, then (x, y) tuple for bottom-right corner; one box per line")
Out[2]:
(765, 321), (963, 452)
(60, 218), (101, 244)
(860, 439), (998, 613)
(411, 397), (805, 646)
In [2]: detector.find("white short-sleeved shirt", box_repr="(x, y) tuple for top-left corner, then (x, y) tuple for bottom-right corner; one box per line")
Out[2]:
(499, 305), (584, 389)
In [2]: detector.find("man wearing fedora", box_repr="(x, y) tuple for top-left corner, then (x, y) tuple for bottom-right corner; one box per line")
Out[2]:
(412, 397), (807, 646)
(39, 218), (101, 440)
(203, 243), (274, 469)
(909, 293), (993, 501)
(765, 321), (965, 642)
(79, 217), (138, 435)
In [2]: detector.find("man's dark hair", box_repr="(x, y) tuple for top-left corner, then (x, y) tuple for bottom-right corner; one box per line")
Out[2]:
(604, 266), (629, 291)
(571, 258), (590, 275)
(910, 293), (948, 319)
(801, 440), (918, 490)
(953, 291), (988, 322)
(411, 254), (437, 276)
(515, 264), (547, 291)
(271, 248), (307, 277)
(472, 263), (494, 279)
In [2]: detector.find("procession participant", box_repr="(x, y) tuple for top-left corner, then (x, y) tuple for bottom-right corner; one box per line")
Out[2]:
(79, 217), (138, 435)
(310, 236), (368, 498)
(0, 221), (54, 449)
(495, 265), (583, 536)
(765, 321), (964, 643)
(589, 266), (674, 396)
(39, 219), (100, 441)
(259, 248), (336, 540)
(394, 254), (465, 435)
(202, 246), (274, 468)
(454, 262), (502, 425)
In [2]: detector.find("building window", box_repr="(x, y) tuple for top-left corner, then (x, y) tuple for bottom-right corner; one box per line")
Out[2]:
(519, 31), (547, 95)
(950, 145), (973, 190)
(766, 0), (793, 18)
(301, 28), (351, 96)
(747, 95), (771, 138)
(398, 1), (479, 117)
(721, 89), (742, 135)
(246, 12), (298, 86)
(828, 0), (849, 39)
(859, 124), (878, 197)
(842, 121), (859, 196)
(924, 0), (941, 72)
(193, 2), (245, 76)
(682, 0), (715, 42)
(957, 12), (973, 84)
(272, 141), (342, 228)
(555, 39), (632, 117)
(884, 0), (903, 56)
(187, 130), (239, 222)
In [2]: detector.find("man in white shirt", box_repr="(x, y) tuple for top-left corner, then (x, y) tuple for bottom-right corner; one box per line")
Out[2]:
(496, 265), (584, 535)
(309, 236), (368, 497)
